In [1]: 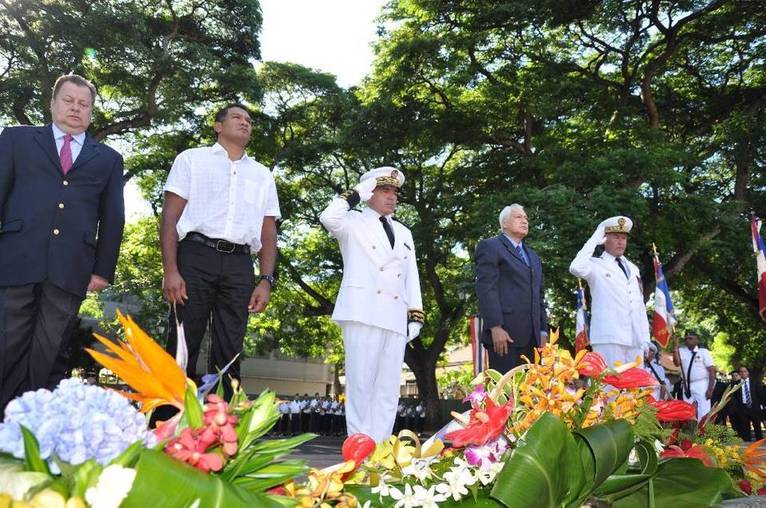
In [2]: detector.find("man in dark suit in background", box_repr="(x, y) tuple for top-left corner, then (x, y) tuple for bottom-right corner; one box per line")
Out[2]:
(732, 366), (764, 441)
(475, 204), (548, 373)
(0, 74), (125, 411)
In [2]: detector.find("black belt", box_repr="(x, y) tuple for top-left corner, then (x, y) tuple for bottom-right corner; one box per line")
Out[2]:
(184, 232), (250, 255)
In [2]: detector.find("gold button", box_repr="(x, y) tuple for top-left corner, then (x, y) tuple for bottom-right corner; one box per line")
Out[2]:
(377, 290), (381, 294)
(58, 203), (64, 209)
(380, 267), (384, 271)
(397, 274), (401, 278)
(63, 180), (69, 186)
(394, 296), (399, 299)
(372, 245), (376, 249)
(53, 229), (60, 235)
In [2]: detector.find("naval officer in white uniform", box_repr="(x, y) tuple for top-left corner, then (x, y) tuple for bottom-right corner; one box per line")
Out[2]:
(320, 167), (424, 443)
(569, 216), (650, 368)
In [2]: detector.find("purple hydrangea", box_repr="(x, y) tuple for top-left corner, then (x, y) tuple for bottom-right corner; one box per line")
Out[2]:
(0, 378), (154, 471)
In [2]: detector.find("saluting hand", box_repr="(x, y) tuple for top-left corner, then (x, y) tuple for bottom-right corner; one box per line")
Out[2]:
(163, 270), (188, 305)
(591, 222), (607, 245)
(353, 177), (378, 201)
(490, 326), (514, 356)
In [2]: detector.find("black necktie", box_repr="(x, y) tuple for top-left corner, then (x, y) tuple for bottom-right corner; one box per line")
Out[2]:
(380, 216), (395, 248)
(615, 257), (629, 278)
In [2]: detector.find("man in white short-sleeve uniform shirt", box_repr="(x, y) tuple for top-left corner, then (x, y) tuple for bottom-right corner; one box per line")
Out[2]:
(673, 331), (716, 420)
(160, 103), (280, 397)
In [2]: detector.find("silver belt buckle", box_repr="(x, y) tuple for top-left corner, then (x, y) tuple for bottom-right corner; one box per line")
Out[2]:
(215, 239), (236, 253)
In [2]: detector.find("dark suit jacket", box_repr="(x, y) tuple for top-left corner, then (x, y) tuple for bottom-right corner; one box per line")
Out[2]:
(0, 124), (125, 297)
(475, 234), (548, 348)
(732, 378), (765, 417)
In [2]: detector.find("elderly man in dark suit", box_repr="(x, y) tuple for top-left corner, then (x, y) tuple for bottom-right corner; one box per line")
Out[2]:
(0, 74), (125, 411)
(475, 204), (548, 373)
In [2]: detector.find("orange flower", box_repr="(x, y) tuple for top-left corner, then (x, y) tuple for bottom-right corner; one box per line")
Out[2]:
(86, 310), (187, 412)
(744, 438), (766, 480)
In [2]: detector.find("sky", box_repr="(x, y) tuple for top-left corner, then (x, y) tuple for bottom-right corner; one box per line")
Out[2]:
(125, 0), (387, 219)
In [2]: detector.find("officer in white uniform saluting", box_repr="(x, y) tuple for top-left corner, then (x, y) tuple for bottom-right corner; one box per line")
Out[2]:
(569, 216), (650, 368)
(320, 167), (424, 443)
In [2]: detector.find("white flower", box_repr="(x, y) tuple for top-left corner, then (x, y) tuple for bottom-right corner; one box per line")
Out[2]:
(371, 474), (392, 497)
(653, 439), (665, 455)
(413, 484), (446, 507)
(435, 467), (475, 501)
(402, 458), (433, 482)
(84, 464), (136, 508)
(389, 484), (419, 508)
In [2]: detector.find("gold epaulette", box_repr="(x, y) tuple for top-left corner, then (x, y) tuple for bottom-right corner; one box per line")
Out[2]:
(407, 309), (425, 324)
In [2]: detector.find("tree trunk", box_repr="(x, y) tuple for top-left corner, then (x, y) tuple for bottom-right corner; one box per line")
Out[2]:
(404, 347), (441, 430)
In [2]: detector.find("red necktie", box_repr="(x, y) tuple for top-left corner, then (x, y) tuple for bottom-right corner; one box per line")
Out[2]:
(60, 134), (73, 175)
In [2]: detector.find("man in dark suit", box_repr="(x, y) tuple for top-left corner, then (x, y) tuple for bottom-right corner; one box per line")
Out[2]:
(0, 74), (125, 411)
(732, 366), (764, 441)
(475, 204), (548, 373)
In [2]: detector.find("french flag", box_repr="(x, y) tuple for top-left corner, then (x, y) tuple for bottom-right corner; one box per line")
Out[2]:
(574, 281), (590, 352)
(470, 315), (488, 376)
(751, 217), (766, 321)
(652, 247), (676, 348)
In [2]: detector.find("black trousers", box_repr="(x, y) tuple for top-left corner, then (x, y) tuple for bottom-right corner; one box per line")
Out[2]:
(736, 406), (764, 441)
(166, 240), (255, 393)
(0, 282), (83, 411)
(487, 342), (534, 374)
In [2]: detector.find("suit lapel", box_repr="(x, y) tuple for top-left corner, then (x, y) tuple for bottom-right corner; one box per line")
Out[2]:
(34, 125), (62, 174)
(69, 136), (99, 173)
(498, 234), (527, 267)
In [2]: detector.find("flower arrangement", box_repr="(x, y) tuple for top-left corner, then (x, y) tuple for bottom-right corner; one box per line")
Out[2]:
(1, 317), (765, 508)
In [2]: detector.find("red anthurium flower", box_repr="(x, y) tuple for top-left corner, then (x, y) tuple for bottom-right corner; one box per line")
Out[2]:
(165, 428), (224, 472)
(445, 398), (513, 448)
(660, 444), (715, 467)
(203, 394), (239, 456)
(650, 399), (697, 422)
(577, 352), (608, 378)
(342, 433), (376, 467)
(603, 367), (658, 389)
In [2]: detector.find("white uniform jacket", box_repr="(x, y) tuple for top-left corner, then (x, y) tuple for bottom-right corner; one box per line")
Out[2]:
(320, 198), (423, 336)
(569, 239), (650, 348)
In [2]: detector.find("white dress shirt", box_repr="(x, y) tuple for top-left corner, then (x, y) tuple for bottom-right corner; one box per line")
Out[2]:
(678, 346), (714, 383)
(52, 123), (86, 163)
(164, 143), (281, 251)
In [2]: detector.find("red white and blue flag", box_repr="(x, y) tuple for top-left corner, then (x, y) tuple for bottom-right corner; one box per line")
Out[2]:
(751, 217), (766, 321)
(469, 315), (488, 376)
(652, 247), (676, 348)
(574, 280), (590, 352)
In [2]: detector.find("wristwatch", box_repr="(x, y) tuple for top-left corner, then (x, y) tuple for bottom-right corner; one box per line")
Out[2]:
(259, 275), (275, 287)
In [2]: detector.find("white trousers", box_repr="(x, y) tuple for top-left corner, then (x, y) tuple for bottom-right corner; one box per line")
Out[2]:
(682, 379), (711, 420)
(593, 343), (644, 369)
(341, 321), (406, 443)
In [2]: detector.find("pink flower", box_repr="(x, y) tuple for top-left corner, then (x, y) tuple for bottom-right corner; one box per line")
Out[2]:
(203, 394), (239, 456)
(463, 385), (487, 406)
(464, 436), (508, 469)
(165, 428), (224, 472)
(577, 352), (607, 378)
(446, 398), (513, 448)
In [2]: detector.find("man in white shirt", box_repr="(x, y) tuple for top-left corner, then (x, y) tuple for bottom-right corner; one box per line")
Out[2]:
(673, 331), (716, 420)
(320, 167), (424, 442)
(160, 103), (280, 396)
(569, 216), (650, 368)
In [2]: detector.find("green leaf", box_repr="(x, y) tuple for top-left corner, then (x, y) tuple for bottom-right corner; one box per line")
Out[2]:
(70, 460), (103, 498)
(593, 474), (652, 500)
(633, 440), (659, 475)
(109, 440), (144, 467)
(490, 413), (585, 508)
(610, 459), (735, 508)
(20, 425), (51, 475)
(182, 384), (204, 429)
(121, 449), (284, 508)
(574, 419), (634, 487)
